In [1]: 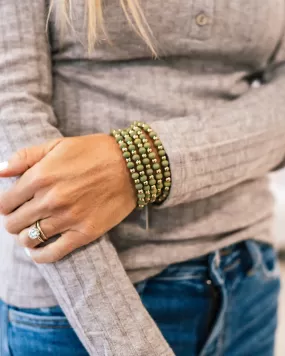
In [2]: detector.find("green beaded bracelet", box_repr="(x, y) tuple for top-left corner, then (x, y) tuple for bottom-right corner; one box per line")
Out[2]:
(111, 129), (148, 208)
(122, 128), (151, 204)
(122, 129), (152, 206)
(127, 125), (160, 203)
(124, 126), (155, 204)
(134, 122), (172, 203)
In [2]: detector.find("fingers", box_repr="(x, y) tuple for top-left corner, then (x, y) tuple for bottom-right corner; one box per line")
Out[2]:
(0, 139), (63, 214)
(0, 162), (55, 215)
(3, 197), (47, 235)
(17, 217), (65, 249)
(0, 139), (63, 178)
(26, 231), (82, 264)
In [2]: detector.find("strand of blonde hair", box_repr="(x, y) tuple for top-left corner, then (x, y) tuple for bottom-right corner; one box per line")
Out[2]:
(50, 0), (157, 56)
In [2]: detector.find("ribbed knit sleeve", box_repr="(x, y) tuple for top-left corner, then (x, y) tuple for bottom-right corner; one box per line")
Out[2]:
(152, 74), (285, 209)
(0, 2), (174, 355)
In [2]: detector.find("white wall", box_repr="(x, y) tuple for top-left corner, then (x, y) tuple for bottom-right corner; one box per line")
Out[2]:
(271, 170), (285, 248)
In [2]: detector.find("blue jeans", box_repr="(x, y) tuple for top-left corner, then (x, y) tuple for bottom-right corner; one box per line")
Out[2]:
(0, 241), (280, 356)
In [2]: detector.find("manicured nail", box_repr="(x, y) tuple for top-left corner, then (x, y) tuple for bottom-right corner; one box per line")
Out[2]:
(0, 161), (8, 171)
(24, 248), (31, 257)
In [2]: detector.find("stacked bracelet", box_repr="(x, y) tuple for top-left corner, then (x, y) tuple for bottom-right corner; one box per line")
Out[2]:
(135, 122), (172, 203)
(111, 121), (172, 208)
(120, 129), (151, 206)
(111, 129), (147, 208)
(127, 125), (160, 203)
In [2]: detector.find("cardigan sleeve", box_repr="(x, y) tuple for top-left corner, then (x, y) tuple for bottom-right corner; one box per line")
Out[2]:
(0, 2), (174, 355)
(152, 72), (285, 209)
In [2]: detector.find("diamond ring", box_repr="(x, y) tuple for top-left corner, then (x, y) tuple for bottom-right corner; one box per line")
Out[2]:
(28, 222), (47, 243)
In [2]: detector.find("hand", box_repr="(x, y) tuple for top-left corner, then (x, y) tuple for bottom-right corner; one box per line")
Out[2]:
(0, 134), (137, 263)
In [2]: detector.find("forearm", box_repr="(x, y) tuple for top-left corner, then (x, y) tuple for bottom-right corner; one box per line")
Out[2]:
(0, 3), (174, 354)
(151, 76), (285, 208)
(38, 237), (173, 356)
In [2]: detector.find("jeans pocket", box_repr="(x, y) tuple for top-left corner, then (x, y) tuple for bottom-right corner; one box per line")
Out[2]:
(8, 307), (71, 332)
(246, 240), (281, 282)
(7, 306), (88, 356)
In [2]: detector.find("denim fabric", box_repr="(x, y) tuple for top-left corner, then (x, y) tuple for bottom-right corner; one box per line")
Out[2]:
(0, 241), (280, 356)
(0, 303), (88, 356)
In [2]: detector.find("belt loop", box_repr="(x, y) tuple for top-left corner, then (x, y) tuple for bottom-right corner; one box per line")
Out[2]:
(244, 240), (262, 270)
(215, 250), (221, 268)
(208, 250), (224, 287)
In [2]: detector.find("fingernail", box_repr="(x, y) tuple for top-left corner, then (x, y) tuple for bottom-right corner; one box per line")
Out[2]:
(0, 161), (8, 171)
(24, 248), (31, 257)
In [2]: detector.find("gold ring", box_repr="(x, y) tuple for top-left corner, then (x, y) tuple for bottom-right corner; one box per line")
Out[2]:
(36, 220), (48, 242)
(37, 236), (45, 243)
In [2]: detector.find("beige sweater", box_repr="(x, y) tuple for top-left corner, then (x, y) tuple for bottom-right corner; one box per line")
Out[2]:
(0, 0), (285, 354)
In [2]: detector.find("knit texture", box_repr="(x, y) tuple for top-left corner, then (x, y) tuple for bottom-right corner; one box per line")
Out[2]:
(0, 0), (285, 354)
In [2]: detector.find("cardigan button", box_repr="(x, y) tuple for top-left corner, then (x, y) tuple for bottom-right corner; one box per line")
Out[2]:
(196, 12), (210, 26)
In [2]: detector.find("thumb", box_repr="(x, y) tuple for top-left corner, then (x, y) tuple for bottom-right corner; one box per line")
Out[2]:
(0, 138), (63, 177)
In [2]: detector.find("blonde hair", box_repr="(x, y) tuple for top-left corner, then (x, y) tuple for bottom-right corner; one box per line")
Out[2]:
(49, 0), (156, 55)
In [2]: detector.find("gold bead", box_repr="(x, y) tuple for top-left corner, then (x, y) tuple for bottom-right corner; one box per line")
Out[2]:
(152, 159), (157, 163)
(142, 139), (148, 143)
(129, 130), (134, 135)
(137, 130), (142, 135)
(138, 190), (144, 194)
(165, 167), (170, 171)
(130, 169), (135, 173)
(133, 135), (138, 139)
(135, 160), (141, 165)
(165, 187), (170, 191)
(127, 141), (132, 145)
(118, 140), (124, 145)
(135, 179), (140, 184)
(138, 144), (143, 148)
(161, 156), (167, 160)
(142, 154), (147, 158)
(139, 171), (145, 176)
(131, 150), (136, 155)
(147, 148), (152, 153)
(146, 165), (151, 169)
(153, 136), (158, 140)
(122, 148), (128, 152)
(157, 180), (162, 184)
(166, 178), (171, 182)
(158, 146), (163, 150)
(157, 169), (162, 174)
(138, 204), (145, 209)
(149, 175), (154, 180)
(143, 181), (148, 186)
(126, 158), (131, 163)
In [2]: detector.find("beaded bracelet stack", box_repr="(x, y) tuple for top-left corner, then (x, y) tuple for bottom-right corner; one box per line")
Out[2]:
(111, 122), (172, 208)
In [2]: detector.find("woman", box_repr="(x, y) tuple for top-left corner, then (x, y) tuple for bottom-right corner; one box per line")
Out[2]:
(0, 1), (284, 355)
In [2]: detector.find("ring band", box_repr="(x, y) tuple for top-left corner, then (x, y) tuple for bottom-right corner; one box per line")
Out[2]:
(37, 236), (45, 243)
(36, 221), (48, 242)
(28, 221), (48, 243)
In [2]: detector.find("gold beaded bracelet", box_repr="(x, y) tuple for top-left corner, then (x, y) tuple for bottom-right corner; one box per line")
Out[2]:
(135, 122), (172, 203)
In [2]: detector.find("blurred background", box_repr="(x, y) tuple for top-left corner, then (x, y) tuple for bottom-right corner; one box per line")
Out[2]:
(271, 169), (285, 356)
